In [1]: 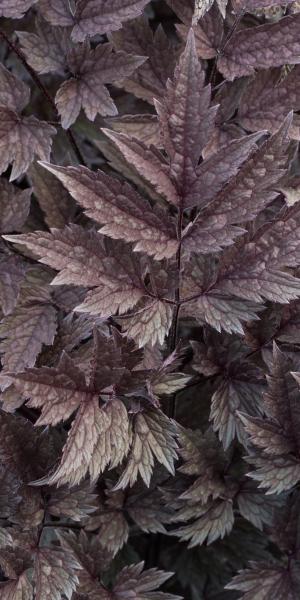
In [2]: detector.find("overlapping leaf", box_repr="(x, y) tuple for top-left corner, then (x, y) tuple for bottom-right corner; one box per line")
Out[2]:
(55, 43), (146, 129)
(0, 410), (59, 483)
(183, 291), (262, 335)
(37, 0), (77, 27)
(193, 0), (228, 20)
(184, 131), (263, 210)
(28, 162), (76, 229)
(47, 481), (97, 522)
(111, 16), (178, 104)
(38, 162), (179, 259)
(226, 561), (300, 599)
(0, 65), (56, 180)
(34, 546), (81, 600)
(0, 180), (31, 233)
(86, 487), (129, 556)
(173, 498), (235, 547)
(106, 114), (161, 147)
(213, 225), (300, 304)
(0, 255), (26, 316)
(234, 0), (295, 8)
(5, 225), (175, 346)
(57, 529), (114, 594)
(172, 426), (277, 545)
(177, 427), (228, 504)
(7, 328), (180, 487)
(0, 573), (33, 600)
(164, 0), (194, 24)
(114, 408), (178, 489)
(177, 4), (224, 60)
(0, 269), (57, 374)
(192, 335), (264, 448)
(218, 14), (300, 80)
(112, 562), (181, 600)
(5, 225), (145, 317)
(59, 530), (182, 598)
(8, 330), (133, 486)
(183, 112), (291, 247)
(0, 301), (57, 374)
(1, 2), (300, 596)
(17, 17), (73, 75)
(39, 0), (151, 42)
(185, 205), (300, 335)
(101, 129), (181, 206)
(238, 67), (300, 139)
(19, 26), (145, 129)
(119, 298), (174, 348)
(236, 481), (279, 531)
(104, 29), (262, 218)
(0, 0), (37, 18)
(240, 343), (300, 493)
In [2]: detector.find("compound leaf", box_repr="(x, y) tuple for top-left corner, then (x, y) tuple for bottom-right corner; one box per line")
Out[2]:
(39, 162), (179, 259)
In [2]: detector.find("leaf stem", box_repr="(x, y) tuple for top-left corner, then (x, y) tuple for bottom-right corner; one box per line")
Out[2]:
(0, 29), (85, 166)
(209, 9), (244, 86)
(167, 203), (184, 418)
(147, 191), (184, 571)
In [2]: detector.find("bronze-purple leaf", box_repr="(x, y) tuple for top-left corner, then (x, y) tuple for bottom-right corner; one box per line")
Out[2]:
(0, 0), (37, 18)
(34, 546), (81, 600)
(114, 409), (178, 488)
(234, 0), (295, 8)
(27, 162), (76, 229)
(112, 562), (182, 599)
(155, 29), (217, 197)
(238, 67), (300, 140)
(0, 256), (26, 316)
(39, 161), (179, 259)
(111, 16), (178, 104)
(226, 562), (299, 599)
(4, 225), (146, 318)
(0, 180), (31, 233)
(0, 573), (33, 600)
(240, 343), (300, 493)
(218, 14), (300, 80)
(17, 18), (74, 75)
(40, 0), (151, 42)
(0, 300), (57, 373)
(106, 114), (161, 147)
(55, 42), (146, 128)
(72, 0), (151, 42)
(0, 65), (55, 180)
(102, 129), (180, 206)
(8, 331), (132, 486)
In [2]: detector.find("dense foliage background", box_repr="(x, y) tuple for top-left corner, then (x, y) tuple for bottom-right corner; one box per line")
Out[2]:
(1, 0), (300, 598)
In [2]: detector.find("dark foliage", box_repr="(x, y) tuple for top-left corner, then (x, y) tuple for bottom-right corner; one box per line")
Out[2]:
(1, 1), (300, 598)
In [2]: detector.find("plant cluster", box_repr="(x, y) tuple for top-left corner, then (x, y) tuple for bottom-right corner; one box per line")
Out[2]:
(1, 0), (300, 598)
